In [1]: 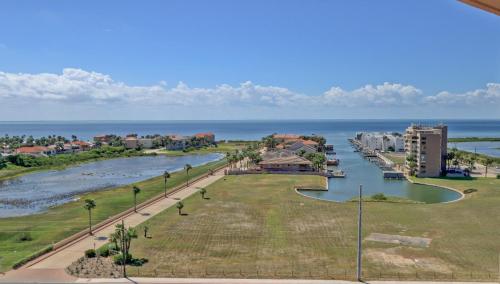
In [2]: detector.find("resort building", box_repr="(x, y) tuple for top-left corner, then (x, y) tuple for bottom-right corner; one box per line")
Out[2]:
(356, 132), (404, 152)
(165, 135), (190, 150)
(404, 124), (448, 177)
(93, 135), (113, 144)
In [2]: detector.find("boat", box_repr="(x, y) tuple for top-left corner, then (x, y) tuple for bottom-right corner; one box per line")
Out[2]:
(327, 159), (339, 166)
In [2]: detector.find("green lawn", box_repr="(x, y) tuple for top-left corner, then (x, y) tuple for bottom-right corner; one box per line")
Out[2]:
(127, 174), (500, 281)
(0, 159), (226, 272)
(381, 152), (406, 165)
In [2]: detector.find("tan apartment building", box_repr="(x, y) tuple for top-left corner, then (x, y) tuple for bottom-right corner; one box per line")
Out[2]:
(404, 124), (447, 177)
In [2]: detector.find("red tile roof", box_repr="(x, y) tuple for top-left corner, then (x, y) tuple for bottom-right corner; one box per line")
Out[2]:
(15, 146), (50, 154)
(194, 132), (214, 138)
(273, 134), (301, 140)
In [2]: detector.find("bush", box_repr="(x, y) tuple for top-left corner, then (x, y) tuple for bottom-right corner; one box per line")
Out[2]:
(497, 174), (500, 179)
(112, 253), (148, 266)
(97, 246), (110, 257)
(16, 232), (32, 242)
(85, 249), (96, 258)
(371, 193), (387, 201)
(463, 188), (478, 194)
(113, 253), (132, 264)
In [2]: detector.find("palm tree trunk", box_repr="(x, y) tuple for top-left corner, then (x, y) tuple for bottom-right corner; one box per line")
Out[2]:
(88, 209), (92, 235)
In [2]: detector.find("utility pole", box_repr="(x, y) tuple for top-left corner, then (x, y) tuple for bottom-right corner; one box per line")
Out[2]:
(356, 184), (363, 282)
(121, 219), (126, 278)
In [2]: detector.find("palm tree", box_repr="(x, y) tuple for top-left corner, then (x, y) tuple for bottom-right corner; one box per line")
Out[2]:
(184, 164), (192, 186)
(484, 158), (494, 177)
(176, 201), (184, 215)
(84, 199), (96, 235)
(163, 171), (170, 198)
(132, 186), (141, 212)
(199, 188), (207, 199)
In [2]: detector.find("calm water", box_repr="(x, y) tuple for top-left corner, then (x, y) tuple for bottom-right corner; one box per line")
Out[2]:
(0, 120), (498, 210)
(449, 141), (500, 158)
(0, 153), (222, 217)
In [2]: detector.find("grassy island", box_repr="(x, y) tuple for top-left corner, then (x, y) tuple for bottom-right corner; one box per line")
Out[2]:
(448, 137), (500, 143)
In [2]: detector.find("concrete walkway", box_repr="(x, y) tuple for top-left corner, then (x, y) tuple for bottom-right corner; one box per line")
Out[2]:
(0, 169), (228, 283)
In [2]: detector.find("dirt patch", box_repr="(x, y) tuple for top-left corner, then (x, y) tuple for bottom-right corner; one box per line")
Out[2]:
(66, 257), (122, 278)
(366, 248), (454, 273)
(365, 233), (432, 248)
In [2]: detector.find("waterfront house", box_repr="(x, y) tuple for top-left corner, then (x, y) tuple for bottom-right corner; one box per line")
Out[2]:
(93, 134), (113, 144)
(165, 135), (190, 150)
(15, 146), (55, 157)
(273, 134), (301, 143)
(124, 137), (139, 149)
(72, 141), (91, 151)
(194, 132), (215, 143)
(259, 155), (313, 172)
(138, 138), (154, 149)
(287, 141), (317, 155)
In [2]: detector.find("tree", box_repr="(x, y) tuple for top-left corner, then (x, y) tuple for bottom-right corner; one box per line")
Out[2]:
(484, 158), (494, 177)
(110, 223), (138, 262)
(0, 156), (6, 169)
(163, 171), (170, 197)
(446, 152), (456, 170)
(184, 164), (192, 186)
(199, 188), (207, 199)
(132, 186), (141, 212)
(406, 154), (417, 175)
(176, 201), (184, 215)
(71, 135), (78, 142)
(84, 199), (96, 235)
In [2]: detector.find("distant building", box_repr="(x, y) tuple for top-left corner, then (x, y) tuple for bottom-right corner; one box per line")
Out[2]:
(93, 135), (113, 144)
(124, 137), (139, 149)
(356, 132), (404, 152)
(404, 124), (447, 177)
(166, 135), (190, 150)
(15, 146), (54, 157)
(72, 141), (91, 151)
(287, 141), (317, 155)
(273, 134), (301, 143)
(259, 155), (313, 172)
(194, 132), (215, 143)
(138, 138), (154, 149)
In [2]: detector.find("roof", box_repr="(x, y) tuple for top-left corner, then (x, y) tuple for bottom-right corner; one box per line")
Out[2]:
(194, 132), (214, 138)
(72, 141), (90, 146)
(460, 0), (500, 15)
(125, 137), (138, 141)
(167, 134), (189, 141)
(16, 146), (49, 153)
(301, 139), (318, 146)
(273, 134), (301, 140)
(259, 155), (312, 166)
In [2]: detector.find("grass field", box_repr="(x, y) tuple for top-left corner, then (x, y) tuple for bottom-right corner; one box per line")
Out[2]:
(0, 159), (226, 272)
(381, 152), (406, 165)
(128, 174), (500, 280)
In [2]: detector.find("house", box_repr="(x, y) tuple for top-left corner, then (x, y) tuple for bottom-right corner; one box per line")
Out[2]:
(273, 134), (301, 144)
(259, 155), (313, 172)
(15, 146), (55, 157)
(93, 135), (113, 144)
(288, 141), (317, 155)
(138, 138), (154, 149)
(72, 141), (91, 151)
(194, 132), (215, 143)
(166, 135), (190, 150)
(124, 137), (139, 149)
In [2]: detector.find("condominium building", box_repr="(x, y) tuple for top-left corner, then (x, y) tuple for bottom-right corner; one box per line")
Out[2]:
(356, 132), (404, 152)
(404, 124), (448, 177)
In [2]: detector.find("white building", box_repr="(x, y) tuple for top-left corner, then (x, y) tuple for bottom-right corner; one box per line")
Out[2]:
(356, 132), (404, 152)
(139, 138), (154, 149)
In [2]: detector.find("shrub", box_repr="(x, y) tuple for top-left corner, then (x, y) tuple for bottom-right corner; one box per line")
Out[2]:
(84, 249), (96, 258)
(113, 253), (132, 264)
(16, 232), (33, 242)
(463, 188), (478, 194)
(97, 246), (110, 257)
(371, 193), (387, 201)
(130, 257), (148, 266)
(497, 174), (500, 179)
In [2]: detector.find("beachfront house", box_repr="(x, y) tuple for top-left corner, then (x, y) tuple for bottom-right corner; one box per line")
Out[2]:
(138, 138), (154, 149)
(287, 141), (317, 155)
(124, 136), (139, 149)
(194, 132), (215, 144)
(15, 146), (55, 157)
(165, 135), (190, 150)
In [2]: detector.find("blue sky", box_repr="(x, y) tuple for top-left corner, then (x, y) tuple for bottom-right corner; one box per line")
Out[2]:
(0, 0), (499, 120)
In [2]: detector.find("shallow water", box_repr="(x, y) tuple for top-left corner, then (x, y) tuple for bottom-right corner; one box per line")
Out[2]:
(449, 141), (500, 158)
(0, 153), (222, 217)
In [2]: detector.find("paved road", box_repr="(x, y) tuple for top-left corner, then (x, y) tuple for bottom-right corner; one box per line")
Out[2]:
(0, 168), (228, 283)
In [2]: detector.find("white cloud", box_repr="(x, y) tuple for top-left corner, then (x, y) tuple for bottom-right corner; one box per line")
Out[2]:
(0, 68), (498, 113)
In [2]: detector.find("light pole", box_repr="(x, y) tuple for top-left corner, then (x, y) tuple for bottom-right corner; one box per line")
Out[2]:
(357, 184), (363, 282)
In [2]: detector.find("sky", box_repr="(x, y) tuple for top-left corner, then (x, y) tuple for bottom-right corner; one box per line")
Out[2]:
(0, 0), (499, 120)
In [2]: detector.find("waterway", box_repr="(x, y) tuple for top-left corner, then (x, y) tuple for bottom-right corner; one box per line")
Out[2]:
(0, 153), (222, 217)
